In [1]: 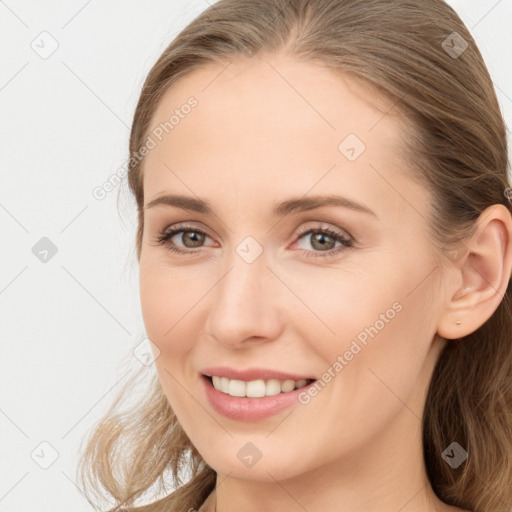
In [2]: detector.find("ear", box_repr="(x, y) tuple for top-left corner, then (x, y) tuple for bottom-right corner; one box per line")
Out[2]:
(437, 204), (512, 340)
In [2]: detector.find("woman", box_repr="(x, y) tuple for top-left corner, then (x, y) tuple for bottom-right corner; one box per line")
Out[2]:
(77, 1), (512, 511)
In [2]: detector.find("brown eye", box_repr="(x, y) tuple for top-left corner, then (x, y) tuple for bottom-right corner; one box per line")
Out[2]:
(178, 230), (206, 248)
(294, 225), (353, 259)
(153, 224), (213, 255)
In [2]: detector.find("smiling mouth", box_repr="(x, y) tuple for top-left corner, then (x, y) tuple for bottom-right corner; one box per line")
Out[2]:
(203, 375), (316, 398)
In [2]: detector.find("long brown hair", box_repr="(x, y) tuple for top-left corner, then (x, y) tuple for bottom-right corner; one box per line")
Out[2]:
(76, 1), (512, 511)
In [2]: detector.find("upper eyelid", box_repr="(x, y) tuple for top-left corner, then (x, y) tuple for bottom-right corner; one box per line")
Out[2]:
(163, 223), (214, 240)
(150, 208), (359, 234)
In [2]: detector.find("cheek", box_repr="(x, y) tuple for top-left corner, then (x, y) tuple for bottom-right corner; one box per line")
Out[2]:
(139, 262), (201, 418)
(291, 266), (403, 348)
(139, 261), (197, 356)
(307, 260), (436, 393)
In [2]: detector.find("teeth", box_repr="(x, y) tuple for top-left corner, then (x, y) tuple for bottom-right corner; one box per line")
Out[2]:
(228, 378), (246, 397)
(247, 379), (266, 396)
(220, 377), (229, 394)
(210, 376), (311, 397)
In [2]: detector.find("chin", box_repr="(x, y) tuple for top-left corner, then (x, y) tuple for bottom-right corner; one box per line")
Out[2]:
(200, 443), (309, 482)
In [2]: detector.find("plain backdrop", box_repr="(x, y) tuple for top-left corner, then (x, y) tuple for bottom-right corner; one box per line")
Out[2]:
(1, 1), (511, 510)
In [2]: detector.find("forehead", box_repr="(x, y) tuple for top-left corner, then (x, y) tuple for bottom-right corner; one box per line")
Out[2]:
(142, 54), (420, 221)
(146, 54), (402, 145)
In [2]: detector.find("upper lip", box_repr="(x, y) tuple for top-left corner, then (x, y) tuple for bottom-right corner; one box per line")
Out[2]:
(201, 366), (316, 382)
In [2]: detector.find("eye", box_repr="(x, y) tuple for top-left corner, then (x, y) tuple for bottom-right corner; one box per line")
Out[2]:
(152, 222), (354, 259)
(152, 223), (214, 255)
(292, 224), (353, 259)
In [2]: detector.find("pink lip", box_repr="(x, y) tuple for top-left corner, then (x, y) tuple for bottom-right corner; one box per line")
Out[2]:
(200, 366), (315, 381)
(201, 375), (316, 421)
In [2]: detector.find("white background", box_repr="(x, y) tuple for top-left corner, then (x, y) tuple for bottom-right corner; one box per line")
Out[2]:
(1, 1), (511, 510)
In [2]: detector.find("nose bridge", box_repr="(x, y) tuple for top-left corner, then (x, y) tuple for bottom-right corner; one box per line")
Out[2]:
(206, 238), (282, 345)
(216, 240), (267, 314)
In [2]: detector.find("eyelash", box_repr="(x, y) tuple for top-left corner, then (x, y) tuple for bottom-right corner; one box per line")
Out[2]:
(153, 223), (354, 259)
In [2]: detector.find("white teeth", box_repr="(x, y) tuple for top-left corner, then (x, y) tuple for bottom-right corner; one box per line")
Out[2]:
(220, 377), (229, 394)
(281, 380), (296, 392)
(228, 379), (246, 397)
(209, 376), (312, 397)
(246, 379), (266, 397)
(266, 379), (282, 396)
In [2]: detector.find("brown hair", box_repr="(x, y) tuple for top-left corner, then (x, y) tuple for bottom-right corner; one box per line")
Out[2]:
(76, 1), (512, 511)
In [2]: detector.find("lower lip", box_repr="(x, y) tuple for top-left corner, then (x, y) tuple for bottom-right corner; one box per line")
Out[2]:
(201, 375), (316, 421)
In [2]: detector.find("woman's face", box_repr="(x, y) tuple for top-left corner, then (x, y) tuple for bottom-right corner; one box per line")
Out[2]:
(139, 54), (448, 483)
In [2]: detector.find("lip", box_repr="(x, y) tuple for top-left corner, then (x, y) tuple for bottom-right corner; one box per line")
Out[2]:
(201, 375), (317, 421)
(200, 366), (315, 381)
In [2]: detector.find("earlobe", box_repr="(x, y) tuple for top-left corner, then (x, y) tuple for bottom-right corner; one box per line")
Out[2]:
(436, 204), (512, 340)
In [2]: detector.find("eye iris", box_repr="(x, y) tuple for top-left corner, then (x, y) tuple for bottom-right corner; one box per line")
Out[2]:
(182, 231), (205, 248)
(310, 232), (335, 251)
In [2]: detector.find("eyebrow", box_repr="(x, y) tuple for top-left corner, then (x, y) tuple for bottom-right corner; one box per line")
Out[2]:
(144, 194), (377, 218)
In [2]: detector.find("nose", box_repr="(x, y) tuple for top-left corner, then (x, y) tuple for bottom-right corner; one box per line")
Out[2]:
(205, 248), (284, 349)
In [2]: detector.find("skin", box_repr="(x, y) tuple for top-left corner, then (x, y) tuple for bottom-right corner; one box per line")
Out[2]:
(138, 53), (512, 512)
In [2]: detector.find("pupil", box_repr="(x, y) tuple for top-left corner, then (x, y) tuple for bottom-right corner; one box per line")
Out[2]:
(313, 233), (333, 250)
(185, 231), (203, 247)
